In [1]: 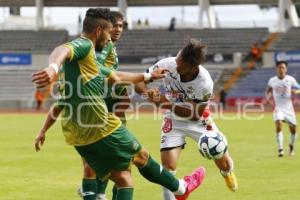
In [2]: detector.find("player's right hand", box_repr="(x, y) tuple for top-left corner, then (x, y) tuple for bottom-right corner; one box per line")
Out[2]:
(32, 67), (57, 88)
(35, 131), (46, 152)
(150, 67), (169, 80)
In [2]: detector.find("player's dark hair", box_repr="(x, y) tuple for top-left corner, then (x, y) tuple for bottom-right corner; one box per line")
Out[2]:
(276, 60), (288, 67)
(83, 8), (112, 33)
(110, 11), (124, 24)
(180, 38), (207, 67)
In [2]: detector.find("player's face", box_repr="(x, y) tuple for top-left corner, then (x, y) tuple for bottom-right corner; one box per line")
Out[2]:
(110, 19), (124, 42)
(95, 22), (112, 51)
(176, 56), (190, 76)
(276, 63), (287, 78)
(175, 52), (197, 76)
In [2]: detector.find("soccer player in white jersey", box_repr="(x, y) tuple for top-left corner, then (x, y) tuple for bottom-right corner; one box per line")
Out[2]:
(136, 39), (238, 200)
(265, 61), (300, 157)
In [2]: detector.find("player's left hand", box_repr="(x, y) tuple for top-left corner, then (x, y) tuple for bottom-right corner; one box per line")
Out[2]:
(32, 67), (57, 88)
(35, 130), (46, 152)
(150, 67), (169, 80)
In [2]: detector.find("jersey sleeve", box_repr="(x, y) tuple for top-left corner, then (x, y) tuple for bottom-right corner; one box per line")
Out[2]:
(100, 66), (113, 78)
(64, 38), (92, 62)
(193, 83), (213, 105)
(146, 58), (173, 73)
(291, 77), (300, 89)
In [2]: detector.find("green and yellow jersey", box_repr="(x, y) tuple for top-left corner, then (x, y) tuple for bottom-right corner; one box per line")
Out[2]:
(96, 41), (127, 113)
(96, 41), (119, 70)
(59, 37), (121, 146)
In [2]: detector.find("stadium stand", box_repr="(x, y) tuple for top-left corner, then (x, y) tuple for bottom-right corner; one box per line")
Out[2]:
(0, 69), (36, 109)
(116, 28), (269, 61)
(269, 27), (300, 51)
(227, 66), (300, 98)
(0, 30), (68, 53)
(0, 27), (271, 109)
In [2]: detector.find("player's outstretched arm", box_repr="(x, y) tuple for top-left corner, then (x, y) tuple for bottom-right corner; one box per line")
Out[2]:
(111, 68), (168, 84)
(135, 82), (148, 95)
(34, 106), (62, 152)
(32, 45), (71, 88)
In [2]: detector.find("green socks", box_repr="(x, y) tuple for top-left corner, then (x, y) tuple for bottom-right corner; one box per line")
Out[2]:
(138, 156), (179, 192)
(82, 179), (97, 200)
(115, 188), (133, 200)
(112, 184), (118, 200)
(96, 179), (108, 194)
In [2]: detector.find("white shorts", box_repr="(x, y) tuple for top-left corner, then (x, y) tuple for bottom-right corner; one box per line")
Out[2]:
(273, 109), (297, 126)
(160, 116), (221, 150)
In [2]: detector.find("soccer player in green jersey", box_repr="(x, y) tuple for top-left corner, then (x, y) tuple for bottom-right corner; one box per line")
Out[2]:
(33, 8), (205, 200)
(35, 11), (126, 200)
(80, 11), (128, 200)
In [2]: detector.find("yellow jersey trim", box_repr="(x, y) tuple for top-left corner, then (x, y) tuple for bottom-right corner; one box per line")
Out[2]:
(64, 44), (74, 61)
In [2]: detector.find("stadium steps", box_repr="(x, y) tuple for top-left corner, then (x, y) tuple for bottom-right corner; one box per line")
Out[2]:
(269, 27), (300, 51)
(222, 31), (278, 93)
(116, 28), (269, 58)
(0, 69), (36, 109)
(227, 66), (300, 98)
(0, 30), (68, 53)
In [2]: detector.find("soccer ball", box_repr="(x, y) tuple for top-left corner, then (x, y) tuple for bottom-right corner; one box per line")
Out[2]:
(198, 131), (228, 160)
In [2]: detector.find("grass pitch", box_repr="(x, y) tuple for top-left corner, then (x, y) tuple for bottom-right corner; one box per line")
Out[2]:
(0, 112), (299, 200)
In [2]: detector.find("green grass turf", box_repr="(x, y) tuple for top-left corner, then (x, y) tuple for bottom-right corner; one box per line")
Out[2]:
(0, 113), (299, 200)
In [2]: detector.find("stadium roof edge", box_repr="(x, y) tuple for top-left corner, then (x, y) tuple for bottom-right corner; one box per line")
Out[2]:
(1, 0), (300, 7)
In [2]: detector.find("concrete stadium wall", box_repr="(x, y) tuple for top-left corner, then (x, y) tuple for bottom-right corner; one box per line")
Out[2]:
(262, 52), (275, 68)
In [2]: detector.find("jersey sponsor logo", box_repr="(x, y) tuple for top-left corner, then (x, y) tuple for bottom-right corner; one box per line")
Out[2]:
(166, 91), (185, 102)
(132, 141), (140, 151)
(274, 86), (290, 97)
(159, 165), (164, 174)
(82, 191), (96, 196)
(162, 118), (172, 133)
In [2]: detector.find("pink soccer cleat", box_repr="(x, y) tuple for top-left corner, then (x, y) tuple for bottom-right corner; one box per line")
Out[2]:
(175, 167), (206, 200)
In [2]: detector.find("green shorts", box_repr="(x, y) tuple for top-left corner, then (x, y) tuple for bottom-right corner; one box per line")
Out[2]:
(75, 125), (142, 180)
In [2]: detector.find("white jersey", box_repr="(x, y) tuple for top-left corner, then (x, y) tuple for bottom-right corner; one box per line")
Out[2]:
(147, 57), (221, 149)
(148, 57), (213, 107)
(268, 75), (300, 111)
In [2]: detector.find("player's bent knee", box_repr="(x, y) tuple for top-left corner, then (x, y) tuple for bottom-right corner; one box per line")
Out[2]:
(161, 162), (176, 171)
(110, 171), (133, 188)
(133, 148), (149, 168)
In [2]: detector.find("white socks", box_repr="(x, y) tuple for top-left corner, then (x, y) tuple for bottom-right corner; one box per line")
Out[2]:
(173, 179), (187, 196)
(96, 194), (107, 200)
(290, 133), (297, 146)
(277, 132), (297, 150)
(162, 170), (177, 200)
(276, 132), (284, 150)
